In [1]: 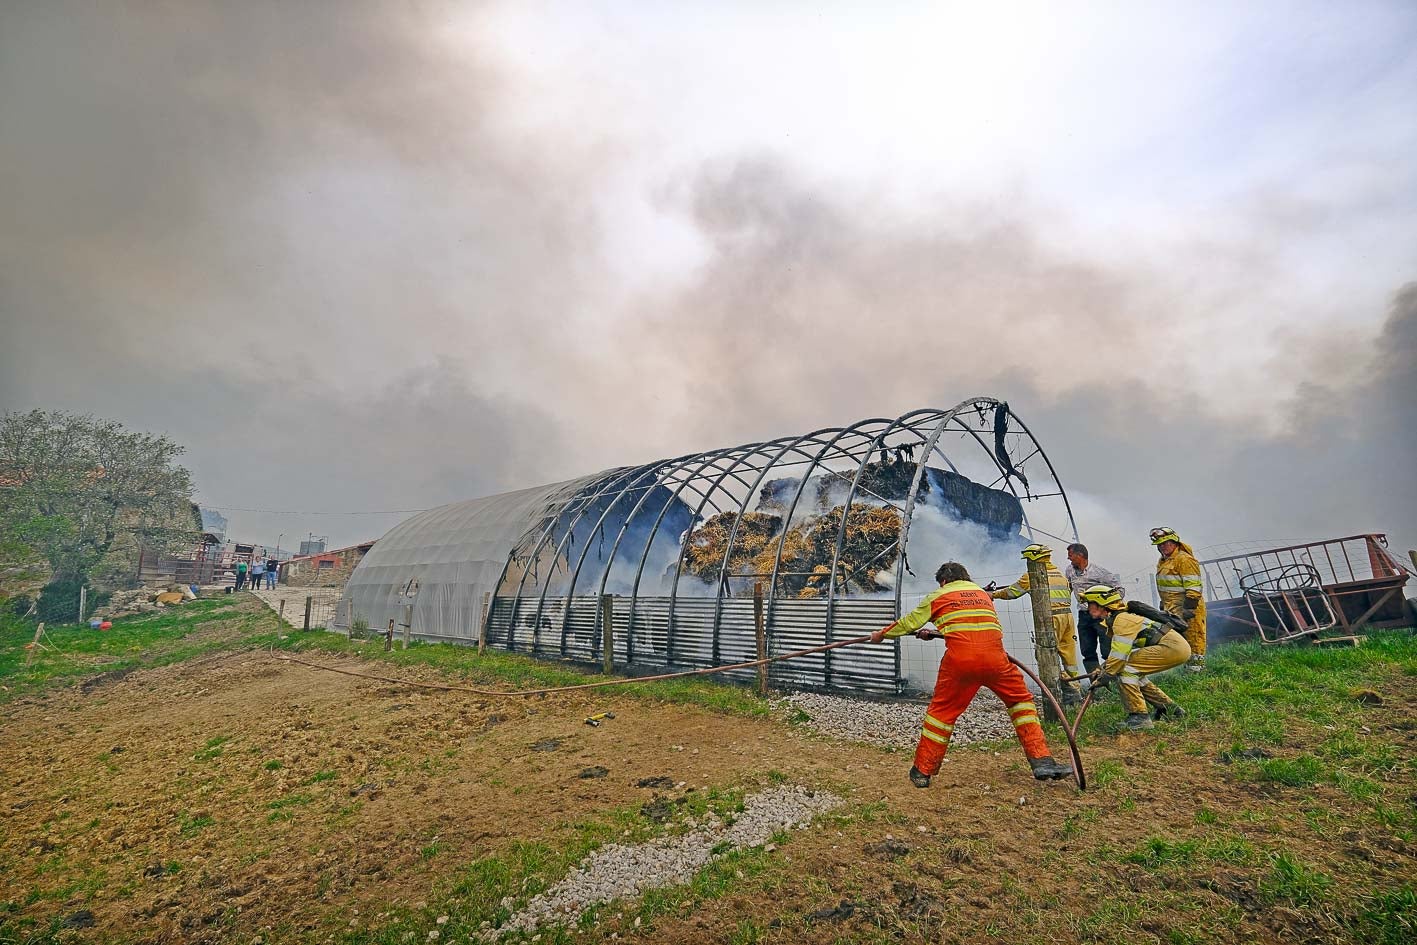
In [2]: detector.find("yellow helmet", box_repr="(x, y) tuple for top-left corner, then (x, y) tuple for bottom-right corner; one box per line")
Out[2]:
(1079, 584), (1125, 610)
(1020, 543), (1052, 561)
(1149, 526), (1180, 547)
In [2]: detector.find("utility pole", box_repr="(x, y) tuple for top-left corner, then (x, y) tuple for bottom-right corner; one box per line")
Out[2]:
(1025, 557), (1063, 722)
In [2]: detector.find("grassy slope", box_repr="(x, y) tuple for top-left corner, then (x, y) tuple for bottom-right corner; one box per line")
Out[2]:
(2, 600), (1413, 945)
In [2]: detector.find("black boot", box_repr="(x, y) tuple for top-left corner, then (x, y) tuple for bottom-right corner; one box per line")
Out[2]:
(908, 766), (931, 788)
(1151, 703), (1186, 722)
(1118, 712), (1155, 732)
(1062, 688), (1083, 708)
(1028, 756), (1074, 781)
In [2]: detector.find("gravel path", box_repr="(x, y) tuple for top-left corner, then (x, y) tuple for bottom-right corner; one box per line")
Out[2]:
(483, 785), (841, 941)
(772, 690), (1016, 748)
(248, 586), (342, 629)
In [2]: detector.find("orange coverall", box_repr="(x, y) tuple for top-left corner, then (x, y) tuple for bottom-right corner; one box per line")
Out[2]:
(884, 580), (1053, 776)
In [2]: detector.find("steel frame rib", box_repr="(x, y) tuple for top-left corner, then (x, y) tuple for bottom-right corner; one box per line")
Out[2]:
(498, 470), (626, 652)
(590, 453), (714, 662)
(707, 430), (841, 662)
(762, 420), (894, 640)
(625, 444), (762, 665)
(524, 470), (637, 654)
(664, 441), (787, 665)
(821, 408), (944, 686)
(553, 461), (671, 655)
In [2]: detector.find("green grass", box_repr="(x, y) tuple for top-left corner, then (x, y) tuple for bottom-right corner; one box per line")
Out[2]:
(0, 598), (283, 701)
(1259, 852), (1333, 906)
(193, 735), (230, 761)
(3, 592), (776, 718)
(1078, 630), (1416, 822)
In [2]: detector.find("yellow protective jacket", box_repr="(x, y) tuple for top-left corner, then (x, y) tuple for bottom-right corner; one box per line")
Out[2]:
(1156, 542), (1204, 617)
(992, 562), (1072, 615)
(1102, 610), (1167, 675)
(884, 581), (1004, 639)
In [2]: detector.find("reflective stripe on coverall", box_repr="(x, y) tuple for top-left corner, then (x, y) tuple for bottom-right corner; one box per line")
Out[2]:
(992, 563), (1082, 693)
(1156, 542), (1206, 657)
(885, 581), (1053, 775)
(1103, 611), (1191, 715)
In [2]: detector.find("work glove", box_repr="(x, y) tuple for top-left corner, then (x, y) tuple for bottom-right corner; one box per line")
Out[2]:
(1181, 598), (1200, 623)
(1089, 668), (1115, 689)
(870, 627), (891, 644)
(914, 627), (943, 641)
(983, 581), (999, 592)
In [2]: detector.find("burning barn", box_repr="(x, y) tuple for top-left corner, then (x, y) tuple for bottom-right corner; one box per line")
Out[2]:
(339, 397), (1077, 695)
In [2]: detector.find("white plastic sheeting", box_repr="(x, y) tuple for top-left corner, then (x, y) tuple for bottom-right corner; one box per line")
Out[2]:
(339, 472), (608, 643)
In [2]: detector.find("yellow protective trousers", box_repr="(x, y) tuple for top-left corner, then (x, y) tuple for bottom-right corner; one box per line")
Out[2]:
(1117, 630), (1191, 715)
(1184, 600), (1207, 658)
(1053, 612), (1082, 694)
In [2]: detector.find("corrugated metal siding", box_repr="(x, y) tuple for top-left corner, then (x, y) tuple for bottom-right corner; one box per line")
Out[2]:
(479, 593), (903, 693)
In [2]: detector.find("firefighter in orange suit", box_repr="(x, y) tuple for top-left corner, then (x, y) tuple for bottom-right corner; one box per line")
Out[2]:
(1150, 526), (1207, 671)
(870, 561), (1073, 787)
(990, 543), (1084, 705)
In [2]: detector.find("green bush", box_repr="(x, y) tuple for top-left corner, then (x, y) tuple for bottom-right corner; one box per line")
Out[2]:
(35, 576), (91, 624)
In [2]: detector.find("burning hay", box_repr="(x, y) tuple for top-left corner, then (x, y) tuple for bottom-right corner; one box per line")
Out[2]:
(678, 459), (1021, 598)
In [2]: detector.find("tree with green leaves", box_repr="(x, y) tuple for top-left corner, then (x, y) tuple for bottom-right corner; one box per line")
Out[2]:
(0, 410), (198, 605)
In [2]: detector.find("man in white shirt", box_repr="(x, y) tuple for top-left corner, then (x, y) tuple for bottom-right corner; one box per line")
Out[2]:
(1064, 543), (1122, 676)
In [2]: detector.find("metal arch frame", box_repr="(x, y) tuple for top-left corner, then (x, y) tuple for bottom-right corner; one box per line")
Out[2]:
(893, 397), (1076, 615)
(933, 406), (1076, 542)
(706, 428), (843, 658)
(498, 468), (630, 653)
(529, 465), (656, 656)
(820, 408), (948, 686)
(555, 459), (682, 655)
(524, 470), (637, 654)
(624, 443), (767, 664)
(762, 419), (897, 635)
(642, 443), (771, 664)
(928, 409), (1078, 545)
(663, 436), (802, 665)
(531, 454), (756, 657)
(591, 451), (729, 663)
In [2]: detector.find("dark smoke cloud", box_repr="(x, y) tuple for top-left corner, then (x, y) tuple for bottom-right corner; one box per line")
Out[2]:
(2, 2), (1413, 572)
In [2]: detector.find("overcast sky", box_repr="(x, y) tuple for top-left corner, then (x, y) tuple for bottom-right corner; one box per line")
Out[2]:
(2, 0), (1414, 577)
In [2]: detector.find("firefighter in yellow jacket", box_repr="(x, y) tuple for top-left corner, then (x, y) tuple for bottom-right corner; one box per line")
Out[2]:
(990, 544), (1084, 705)
(1150, 526), (1207, 671)
(1080, 584), (1190, 731)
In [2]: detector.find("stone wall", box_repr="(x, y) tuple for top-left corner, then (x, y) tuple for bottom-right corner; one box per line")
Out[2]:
(280, 546), (370, 588)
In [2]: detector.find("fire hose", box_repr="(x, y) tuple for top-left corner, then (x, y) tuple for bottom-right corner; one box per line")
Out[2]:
(274, 630), (1090, 790)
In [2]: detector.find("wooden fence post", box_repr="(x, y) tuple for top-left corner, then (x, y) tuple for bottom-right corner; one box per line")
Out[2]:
(754, 582), (768, 696)
(25, 623), (45, 668)
(478, 592), (490, 656)
(1025, 557), (1063, 722)
(278, 599), (286, 623)
(385, 619), (394, 652)
(402, 604), (412, 649)
(601, 594), (614, 674)
(304, 596), (313, 631)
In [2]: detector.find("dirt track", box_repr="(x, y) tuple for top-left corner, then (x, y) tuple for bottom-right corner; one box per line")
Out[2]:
(2, 612), (1413, 944)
